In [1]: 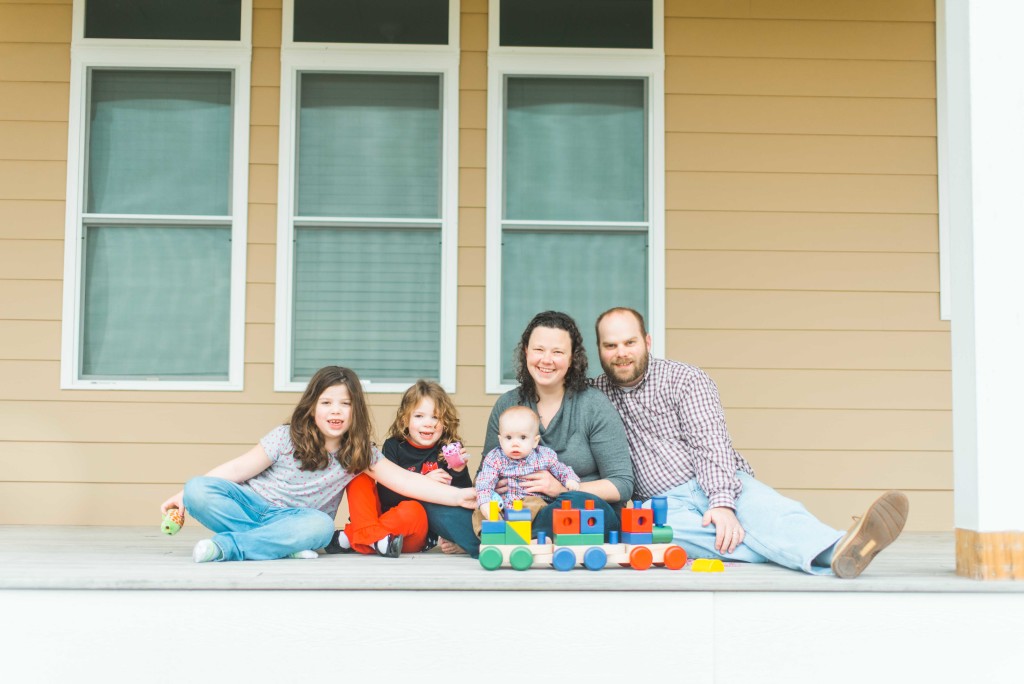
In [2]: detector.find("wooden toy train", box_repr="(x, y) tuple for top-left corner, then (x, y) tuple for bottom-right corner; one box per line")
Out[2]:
(478, 496), (689, 571)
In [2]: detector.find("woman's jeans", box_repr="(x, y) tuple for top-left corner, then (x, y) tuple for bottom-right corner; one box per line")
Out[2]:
(422, 492), (621, 559)
(659, 472), (844, 575)
(183, 476), (335, 561)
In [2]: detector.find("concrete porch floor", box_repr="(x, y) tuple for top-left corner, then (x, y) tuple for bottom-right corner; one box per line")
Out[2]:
(0, 525), (1020, 592)
(2, 526), (1022, 683)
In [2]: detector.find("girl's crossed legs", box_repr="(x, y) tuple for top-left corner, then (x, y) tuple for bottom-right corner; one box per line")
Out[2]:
(183, 476), (335, 561)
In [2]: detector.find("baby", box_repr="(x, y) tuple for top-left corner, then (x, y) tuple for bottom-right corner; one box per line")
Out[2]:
(472, 406), (580, 535)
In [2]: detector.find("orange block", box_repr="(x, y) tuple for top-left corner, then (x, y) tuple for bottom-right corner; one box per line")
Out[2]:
(553, 508), (580, 535)
(621, 508), (654, 533)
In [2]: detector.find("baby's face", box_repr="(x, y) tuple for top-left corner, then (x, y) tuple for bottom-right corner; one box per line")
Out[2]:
(498, 412), (541, 460)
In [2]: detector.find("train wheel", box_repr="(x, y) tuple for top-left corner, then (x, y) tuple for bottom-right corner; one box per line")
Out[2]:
(552, 547), (577, 571)
(583, 546), (607, 571)
(629, 546), (653, 570)
(479, 546), (503, 571)
(662, 545), (688, 570)
(509, 546), (534, 571)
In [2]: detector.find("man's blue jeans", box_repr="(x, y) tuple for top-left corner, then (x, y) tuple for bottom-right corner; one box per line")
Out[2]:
(422, 492), (621, 559)
(657, 472), (843, 575)
(183, 476), (335, 561)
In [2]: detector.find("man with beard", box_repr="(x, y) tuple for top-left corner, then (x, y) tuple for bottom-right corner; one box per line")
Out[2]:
(592, 307), (909, 578)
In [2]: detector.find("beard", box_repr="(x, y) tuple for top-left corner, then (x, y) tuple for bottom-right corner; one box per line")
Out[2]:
(601, 352), (649, 387)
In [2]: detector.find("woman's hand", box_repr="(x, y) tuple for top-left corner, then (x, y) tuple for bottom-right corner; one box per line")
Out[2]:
(521, 470), (567, 498)
(425, 468), (453, 485)
(161, 490), (184, 515)
(495, 477), (509, 495)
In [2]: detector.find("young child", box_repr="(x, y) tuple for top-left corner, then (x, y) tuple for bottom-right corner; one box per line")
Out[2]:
(159, 366), (476, 562)
(472, 405), (581, 535)
(365, 380), (472, 552)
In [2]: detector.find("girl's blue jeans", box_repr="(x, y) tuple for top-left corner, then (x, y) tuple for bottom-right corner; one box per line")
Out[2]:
(659, 471), (844, 575)
(422, 491), (621, 559)
(183, 476), (335, 561)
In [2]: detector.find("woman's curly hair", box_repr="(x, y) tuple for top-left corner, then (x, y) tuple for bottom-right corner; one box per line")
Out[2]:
(289, 366), (374, 473)
(514, 311), (589, 403)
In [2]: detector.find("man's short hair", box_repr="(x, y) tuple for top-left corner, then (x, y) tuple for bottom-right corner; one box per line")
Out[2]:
(595, 307), (648, 341)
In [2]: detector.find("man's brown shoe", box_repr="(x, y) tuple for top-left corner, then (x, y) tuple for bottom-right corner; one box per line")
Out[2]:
(831, 490), (909, 579)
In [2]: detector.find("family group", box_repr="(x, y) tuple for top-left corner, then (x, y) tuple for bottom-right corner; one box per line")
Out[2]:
(161, 308), (909, 578)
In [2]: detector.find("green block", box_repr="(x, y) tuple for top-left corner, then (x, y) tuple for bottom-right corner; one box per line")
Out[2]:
(480, 533), (507, 546)
(652, 525), (673, 544)
(505, 527), (530, 545)
(554, 533), (605, 546)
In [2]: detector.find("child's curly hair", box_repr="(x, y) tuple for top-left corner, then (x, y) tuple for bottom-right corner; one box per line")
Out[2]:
(386, 380), (462, 446)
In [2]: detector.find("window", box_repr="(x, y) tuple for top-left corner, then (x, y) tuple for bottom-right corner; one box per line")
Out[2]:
(485, 0), (664, 391)
(276, 1), (459, 392)
(61, 1), (251, 390)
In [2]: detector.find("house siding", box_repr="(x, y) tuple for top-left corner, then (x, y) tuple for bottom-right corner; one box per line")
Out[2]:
(0, 0), (948, 528)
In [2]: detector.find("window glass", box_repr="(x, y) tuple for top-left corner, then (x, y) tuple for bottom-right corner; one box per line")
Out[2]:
(82, 226), (231, 379)
(500, 231), (647, 383)
(297, 73), (441, 218)
(294, 0), (448, 45)
(292, 227), (442, 382)
(85, 0), (242, 41)
(87, 70), (232, 216)
(504, 77), (646, 222)
(500, 0), (652, 49)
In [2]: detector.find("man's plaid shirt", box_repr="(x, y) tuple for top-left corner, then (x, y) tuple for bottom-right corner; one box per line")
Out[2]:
(593, 356), (754, 509)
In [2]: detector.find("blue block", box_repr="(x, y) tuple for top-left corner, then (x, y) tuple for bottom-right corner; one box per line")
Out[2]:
(505, 508), (532, 522)
(481, 520), (506, 535)
(650, 497), (668, 527)
(621, 532), (654, 545)
(579, 509), (605, 536)
(608, 530), (619, 544)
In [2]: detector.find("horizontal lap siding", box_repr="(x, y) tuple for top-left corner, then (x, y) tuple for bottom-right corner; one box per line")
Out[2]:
(0, 0), (950, 531)
(0, 0), (496, 525)
(664, 0), (947, 530)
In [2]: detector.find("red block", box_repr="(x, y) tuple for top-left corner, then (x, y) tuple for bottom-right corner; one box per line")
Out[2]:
(553, 508), (581, 535)
(621, 508), (654, 533)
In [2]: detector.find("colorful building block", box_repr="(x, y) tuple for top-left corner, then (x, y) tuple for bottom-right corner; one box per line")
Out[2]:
(488, 500), (501, 521)
(553, 500), (580, 534)
(692, 558), (725, 572)
(621, 507), (653, 534)
(579, 508), (605, 535)
(506, 507), (532, 522)
(652, 525), (673, 543)
(621, 532), (654, 545)
(481, 520), (507, 535)
(553, 533), (604, 546)
(650, 496), (668, 526)
(505, 520), (531, 545)
(480, 533), (507, 546)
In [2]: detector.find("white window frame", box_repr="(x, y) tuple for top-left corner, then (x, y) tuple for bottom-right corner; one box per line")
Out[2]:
(275, 0), (461, 393)
(60, 0), (253, 390)
(484, 0), (665, 394)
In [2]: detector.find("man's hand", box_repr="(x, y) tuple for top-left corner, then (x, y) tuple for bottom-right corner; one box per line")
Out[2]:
(702, 506), (745, 554)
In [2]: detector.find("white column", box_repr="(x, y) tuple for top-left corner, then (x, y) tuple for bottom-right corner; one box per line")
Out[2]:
(941, 1), (1024, 536)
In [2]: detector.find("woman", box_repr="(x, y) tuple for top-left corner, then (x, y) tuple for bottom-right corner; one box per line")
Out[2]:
(422, 311), (634, 557)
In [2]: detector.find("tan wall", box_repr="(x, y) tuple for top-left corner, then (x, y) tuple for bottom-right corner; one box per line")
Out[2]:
(0, 0), (949, 530)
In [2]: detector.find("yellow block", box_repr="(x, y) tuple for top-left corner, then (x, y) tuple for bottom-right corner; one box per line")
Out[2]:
(488, 500), (500, 521)
(506, 520), (531, 545)
(691, 558), (725, 573)
(513, 499), (523, 511)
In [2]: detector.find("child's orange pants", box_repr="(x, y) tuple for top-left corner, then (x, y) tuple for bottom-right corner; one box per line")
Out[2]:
(343, 473), (428, 554)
